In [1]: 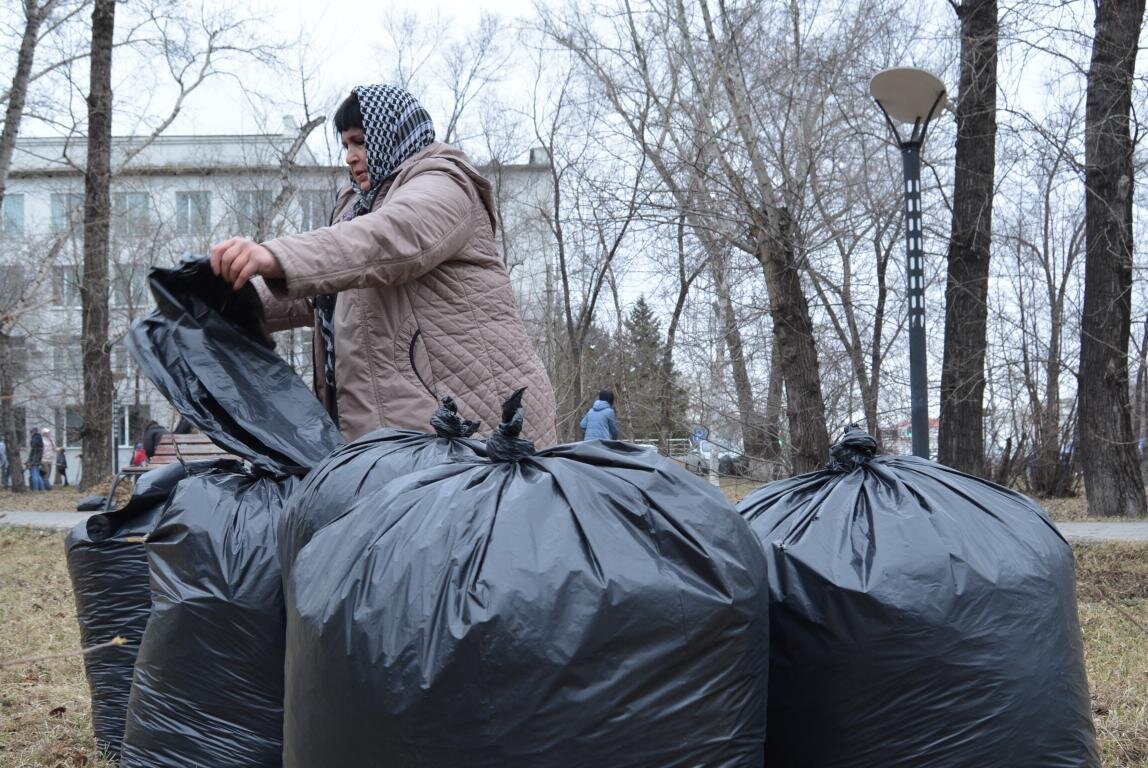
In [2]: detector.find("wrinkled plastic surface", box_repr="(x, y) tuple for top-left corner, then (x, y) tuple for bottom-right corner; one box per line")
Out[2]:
(737, 427), (1098, 768)
(126, 258), (343, 476)
(64, 462), (194, 760)
(119, 258), (342, 766)
(285, 440), (768, 767)
(279, 425), (485, 585)
(121, 465), (300, 768)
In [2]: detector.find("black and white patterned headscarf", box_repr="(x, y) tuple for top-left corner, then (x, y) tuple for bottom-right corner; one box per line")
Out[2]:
(351, 84), (437, 215)
(315, 85), (436, 424)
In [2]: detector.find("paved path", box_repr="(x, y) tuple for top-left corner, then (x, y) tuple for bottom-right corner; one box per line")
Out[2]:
(0, 510), (95, 530)
(1055, 522), (1148, 543)
(3, 509), (1148, 542)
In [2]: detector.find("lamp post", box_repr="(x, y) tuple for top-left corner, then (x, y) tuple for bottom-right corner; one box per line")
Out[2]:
(870, 67), (946, 459)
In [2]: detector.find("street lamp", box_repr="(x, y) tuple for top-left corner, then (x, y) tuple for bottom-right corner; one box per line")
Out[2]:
(870, 67), (947, 459)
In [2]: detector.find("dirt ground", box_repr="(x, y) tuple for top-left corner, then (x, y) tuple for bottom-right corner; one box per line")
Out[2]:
(0, 527), (1145, 766)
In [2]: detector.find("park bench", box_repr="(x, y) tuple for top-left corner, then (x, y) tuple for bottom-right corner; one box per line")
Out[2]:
(104, 433), (238, 510)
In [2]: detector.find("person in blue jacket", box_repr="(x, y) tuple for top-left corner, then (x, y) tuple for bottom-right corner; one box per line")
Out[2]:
(580, 389), (619, 441)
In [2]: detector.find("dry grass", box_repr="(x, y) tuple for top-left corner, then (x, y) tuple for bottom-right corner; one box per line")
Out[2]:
(0, 528), (115, 768)
(1076, 542), (1148, 768)
(0, 528), (1144, 766)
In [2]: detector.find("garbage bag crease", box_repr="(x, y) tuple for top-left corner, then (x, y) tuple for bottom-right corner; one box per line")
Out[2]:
(285, 439), (769, 768)
(737, 430), (1098, 768)
(279, 420), (485, 587)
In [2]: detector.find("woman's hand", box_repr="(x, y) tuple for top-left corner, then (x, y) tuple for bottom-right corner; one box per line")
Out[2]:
(210, 237), (284, 290)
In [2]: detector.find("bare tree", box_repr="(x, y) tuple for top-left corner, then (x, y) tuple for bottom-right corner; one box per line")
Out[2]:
(78, 0), (114, 489)
(938, 0), (998, 476)
(0, 0), (68, 490)
(1078, 0), (1146, 517)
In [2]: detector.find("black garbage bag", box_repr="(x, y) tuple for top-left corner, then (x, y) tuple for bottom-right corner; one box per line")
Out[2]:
(119, 258), (343, 767)
(279, 396), (485, 586)
(125, 257), (340, 476)
(737, 426), (1098, 768)
(64, 462), (194, 761)
(285, 390), (769, 767)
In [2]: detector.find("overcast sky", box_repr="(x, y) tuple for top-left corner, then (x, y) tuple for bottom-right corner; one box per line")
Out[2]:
(145, 0), (545, 154)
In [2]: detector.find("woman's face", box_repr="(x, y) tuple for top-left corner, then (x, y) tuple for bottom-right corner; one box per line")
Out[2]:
(341, 127), (370, 192)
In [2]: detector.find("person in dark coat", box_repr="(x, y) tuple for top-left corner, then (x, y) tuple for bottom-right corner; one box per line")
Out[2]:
(26, 428), (44, 491)
(580, 389), (620, 441)
(55, 447), (69, 487)
(141, 420), (169, 459)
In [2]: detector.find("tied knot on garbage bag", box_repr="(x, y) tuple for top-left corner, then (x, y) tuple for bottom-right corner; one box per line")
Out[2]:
(827, 424), (878, 472)
(429, 396), (480, 439)
(486, 387), (535, 462)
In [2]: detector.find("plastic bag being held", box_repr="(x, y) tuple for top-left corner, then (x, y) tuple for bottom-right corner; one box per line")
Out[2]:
(737, 425), (1098, 768)
(285, 389), (770, 767)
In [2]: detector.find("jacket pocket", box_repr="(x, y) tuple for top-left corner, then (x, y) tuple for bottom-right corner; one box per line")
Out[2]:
(407, 328), (437, 399)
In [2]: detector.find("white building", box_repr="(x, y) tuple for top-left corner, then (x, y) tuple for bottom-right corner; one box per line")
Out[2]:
(0, 132), (553, 483)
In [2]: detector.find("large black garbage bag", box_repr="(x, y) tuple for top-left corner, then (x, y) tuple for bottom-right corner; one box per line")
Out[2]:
(119, 258), (343, 767)
(285, 390), (769, 767)
(64, 462), (194, 761)
(737, 426), (1098, 768)
(121, 464), (300, 767)
(125, 257), (342, 476)
(280, 396), (485, 585)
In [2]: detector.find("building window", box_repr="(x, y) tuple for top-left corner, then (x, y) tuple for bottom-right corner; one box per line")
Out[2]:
(51, 338), (82, 382)
(300, 189), (330, 230)
(236, 189), (273, 237)
(111, 262), (149, 308)
(53, 264), (83, 307)
(0, 264), (24, 310)
(62, 405), (83, 448)
(112, 191), (151, 232)
(175, 191), (211, 235)
(1, 194), (24, 235)
(51, 192), (84, 233)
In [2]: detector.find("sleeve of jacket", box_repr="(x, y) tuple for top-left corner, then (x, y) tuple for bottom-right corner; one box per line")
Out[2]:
(579, 412), (589, 431)
(253, 277), (314, 332)
(260, 169), (474, 299)
(607, 409), (619, 439)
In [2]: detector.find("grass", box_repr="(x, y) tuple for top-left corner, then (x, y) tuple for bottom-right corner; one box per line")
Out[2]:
(0, 526), (1144, 765)
(0, 528), (115, 768)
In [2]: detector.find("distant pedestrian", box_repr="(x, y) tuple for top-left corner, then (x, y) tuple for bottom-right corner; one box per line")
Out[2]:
(26, 428), (44, 491)
(40, 428), (56, 490)
(0, 438), (9, 489)
(580, 389), (619, 441)
(55, 447), (69, 487)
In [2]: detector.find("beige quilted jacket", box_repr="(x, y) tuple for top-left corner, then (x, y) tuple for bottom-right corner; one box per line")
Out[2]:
(257, 143), (557, 446)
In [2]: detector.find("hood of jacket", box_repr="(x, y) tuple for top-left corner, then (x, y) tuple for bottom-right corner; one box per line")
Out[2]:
(591, 400), (613, 412)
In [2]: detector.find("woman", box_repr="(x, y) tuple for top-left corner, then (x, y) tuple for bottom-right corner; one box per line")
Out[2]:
(210, 84), (556, 445)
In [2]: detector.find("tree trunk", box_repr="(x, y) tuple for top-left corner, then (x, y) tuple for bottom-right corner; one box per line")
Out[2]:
(711, 250), (770, 463)
(0, 333), (27, 493)
(938, 0), (997, 476)
(758, 208), (829, 473)
(79, 0), (116, 491)
(1079, 0), (1147, 518)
